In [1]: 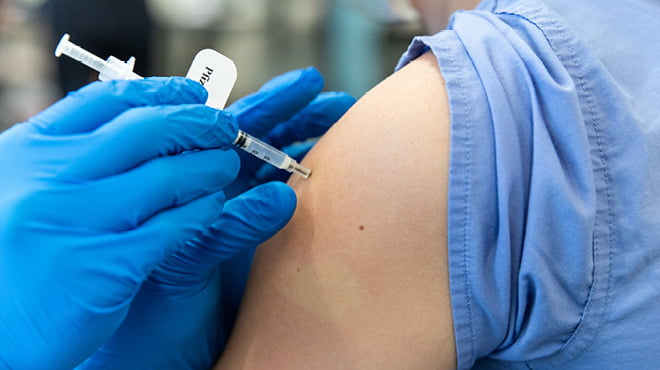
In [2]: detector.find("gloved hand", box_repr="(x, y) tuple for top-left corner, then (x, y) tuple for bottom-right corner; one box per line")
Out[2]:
(77, 182), (296, 369)
(76, 68), (355, 369)
(0, 77), (241, 369)
(224, 66), (356, 197)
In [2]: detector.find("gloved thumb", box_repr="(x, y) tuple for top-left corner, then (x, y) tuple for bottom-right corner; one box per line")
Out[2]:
(149, 182), (297, 291)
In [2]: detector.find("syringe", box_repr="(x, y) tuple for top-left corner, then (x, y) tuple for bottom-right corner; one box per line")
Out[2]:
(234, 131), (311, 178)
(55, 34), (142, 81)
(54, 33), (312, 179)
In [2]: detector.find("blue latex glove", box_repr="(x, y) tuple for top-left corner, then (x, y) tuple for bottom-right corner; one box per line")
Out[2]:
(77, 68), (355, 369)
(0, 77), (241, 369)
(224, 66), (356, 197)
(77, 182), (296, 369)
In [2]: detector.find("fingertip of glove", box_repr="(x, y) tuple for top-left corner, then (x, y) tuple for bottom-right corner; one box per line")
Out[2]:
(334, 91), (357, 106)
(155, 105), (238, 150)
(303, 92), (356, 125)
(268, 181), (297, 199)
(246, 182), (298, 231)
(301, 66), (325, 93)
(262, 181), (298, 218)
(161, 76), (209, 103)
(318, 91), (357, 110)
(301, 66), (324, 83)
(260, 66), (325, 95)
(210, 109), (239, 146)
(219, 148), (241, 183)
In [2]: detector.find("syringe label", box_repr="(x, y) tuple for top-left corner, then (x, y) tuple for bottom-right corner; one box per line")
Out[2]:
(185, 49), (237, 109)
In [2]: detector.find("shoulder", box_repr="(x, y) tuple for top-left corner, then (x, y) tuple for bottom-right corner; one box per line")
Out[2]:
(217, 52), (456, 369)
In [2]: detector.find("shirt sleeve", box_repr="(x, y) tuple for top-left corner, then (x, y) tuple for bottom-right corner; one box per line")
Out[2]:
(396, 6), (605, 369)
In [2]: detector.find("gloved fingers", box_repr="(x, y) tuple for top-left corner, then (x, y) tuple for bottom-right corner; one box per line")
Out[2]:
(83, 149), (239, 231)
(65, 104), (238, 179)
(21, 150), (238, 232)
(263, 91), (355, 149)
(30, 77), (207, 135)
(150, 182), (297, 286)
(225, 67), (324, 137)
(113, 190), (226, 282)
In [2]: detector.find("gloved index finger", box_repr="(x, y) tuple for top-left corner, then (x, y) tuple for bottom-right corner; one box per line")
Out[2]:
(68, 104), (239, 179)
(151, 181), (297, 283)
(226, 67), (324, 137)
(30, 77), (208, 136)
(264, 91), (356, 149)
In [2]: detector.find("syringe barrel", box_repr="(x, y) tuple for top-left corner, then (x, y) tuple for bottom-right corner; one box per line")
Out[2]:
(57, 40), (107, 73)
(234, 131), (291, 170)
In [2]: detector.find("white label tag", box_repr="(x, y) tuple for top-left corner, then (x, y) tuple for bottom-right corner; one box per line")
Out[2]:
(185, 49), (237, 109)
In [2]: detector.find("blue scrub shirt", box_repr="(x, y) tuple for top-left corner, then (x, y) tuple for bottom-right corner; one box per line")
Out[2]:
(397, 0), (660, 368)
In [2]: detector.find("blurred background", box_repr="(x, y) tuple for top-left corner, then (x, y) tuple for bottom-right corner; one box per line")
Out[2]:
(0, 0), (424, 132)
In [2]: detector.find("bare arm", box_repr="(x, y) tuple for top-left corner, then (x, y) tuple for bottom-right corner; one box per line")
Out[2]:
(217, 52), (455, 369)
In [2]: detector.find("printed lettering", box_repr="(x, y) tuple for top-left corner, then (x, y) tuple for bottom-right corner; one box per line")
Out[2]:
(199, 66), (214, 86)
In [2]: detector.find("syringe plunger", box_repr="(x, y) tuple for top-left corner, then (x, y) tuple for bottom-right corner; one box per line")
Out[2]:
(55, 33), (142, 81)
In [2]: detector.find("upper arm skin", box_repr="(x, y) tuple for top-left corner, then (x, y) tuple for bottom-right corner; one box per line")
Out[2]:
(217, 52), (456, 369)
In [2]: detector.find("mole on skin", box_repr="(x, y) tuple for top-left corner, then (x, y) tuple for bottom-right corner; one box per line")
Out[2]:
(359, 225), (365, 231)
